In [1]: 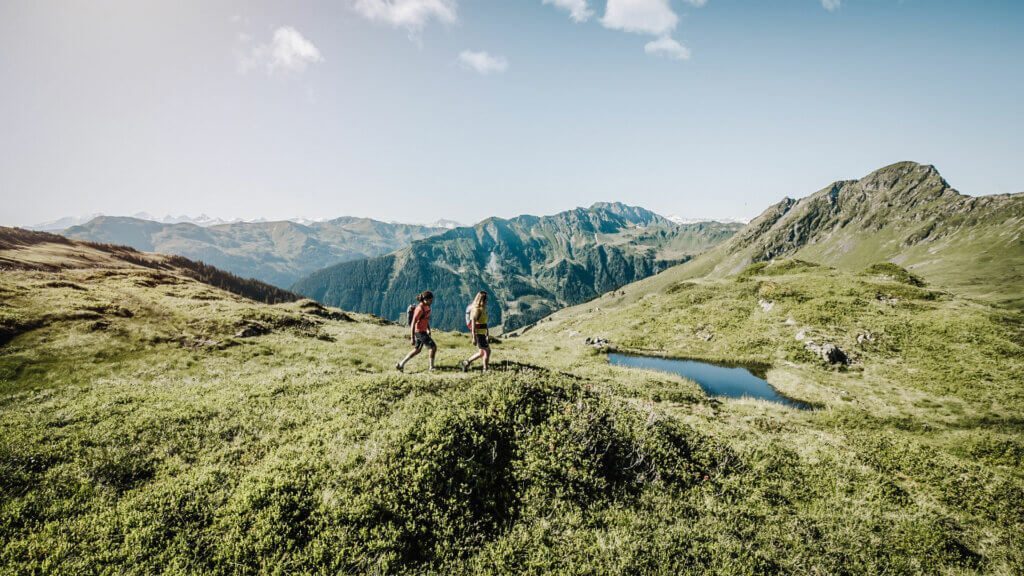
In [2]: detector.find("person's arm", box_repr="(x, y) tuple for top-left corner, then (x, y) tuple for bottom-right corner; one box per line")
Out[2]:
(470, 307), (479, 338)
(411, 306), (420, 342)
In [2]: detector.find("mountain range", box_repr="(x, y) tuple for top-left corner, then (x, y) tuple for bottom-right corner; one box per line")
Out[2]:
(27, 213), (465, 232)
(291, 202), (743, 331)
(3, 161), (1023, 573)
(649, 161), (1024, 308)
(26, 212), (244, 230)
(61, 216), (449, 288)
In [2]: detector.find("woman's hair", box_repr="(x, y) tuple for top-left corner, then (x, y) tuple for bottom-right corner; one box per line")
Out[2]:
(471, 291), (487, 310)
(417, 290), (434, 303)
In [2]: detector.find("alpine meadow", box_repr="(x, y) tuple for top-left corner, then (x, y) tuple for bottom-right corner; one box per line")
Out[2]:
(2, 1), (1023, 575)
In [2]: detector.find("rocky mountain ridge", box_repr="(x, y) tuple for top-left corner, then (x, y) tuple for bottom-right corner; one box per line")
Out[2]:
(292, 202), (742, 331)
(624, 161), (1024, 308)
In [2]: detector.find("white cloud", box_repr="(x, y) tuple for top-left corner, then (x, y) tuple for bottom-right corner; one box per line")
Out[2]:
(238, 26), (324, 75)
(543, 0), (593, 23)
(602, 0), (678, 36)
(644, 35), (691, 60)
(352, 0), (457, 32)
(458, 50), (508, 75)
(821, 0), (841, 11)
(600, 0), (705, 61)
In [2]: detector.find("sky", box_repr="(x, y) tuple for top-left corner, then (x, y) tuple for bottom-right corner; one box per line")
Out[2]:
(1, 0), (1022, 228)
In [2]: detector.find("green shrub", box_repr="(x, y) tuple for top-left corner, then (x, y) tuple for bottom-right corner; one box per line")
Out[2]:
(862, 262), (926, 286)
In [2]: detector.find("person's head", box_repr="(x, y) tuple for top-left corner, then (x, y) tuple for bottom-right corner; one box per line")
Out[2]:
(472, 291), (487, 309)
(417, 290), (434, 304)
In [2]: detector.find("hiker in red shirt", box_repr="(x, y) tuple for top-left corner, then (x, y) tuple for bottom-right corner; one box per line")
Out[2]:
(396, 291), (436, 372)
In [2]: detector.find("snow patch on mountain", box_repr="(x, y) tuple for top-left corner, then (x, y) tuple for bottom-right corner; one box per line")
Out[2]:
(667, 215), (751, 225)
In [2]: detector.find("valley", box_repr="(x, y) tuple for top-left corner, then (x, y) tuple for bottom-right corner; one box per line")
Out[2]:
(6, 3), (1021, 573)
(2, 163), (1022, 575)
(2, 171), (1023, 572)
(292, 203), (741, 331)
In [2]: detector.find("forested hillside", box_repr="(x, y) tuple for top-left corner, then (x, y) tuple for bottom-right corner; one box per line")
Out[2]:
(292, 203), (741, 331)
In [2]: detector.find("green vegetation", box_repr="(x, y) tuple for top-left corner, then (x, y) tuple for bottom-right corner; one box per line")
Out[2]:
(2, 226), (1023, 573)
(861, 262), (926, 287)
(653, 162), (1024, 309)
(0, 227), (298, 305)
(293, 203), (741, 332)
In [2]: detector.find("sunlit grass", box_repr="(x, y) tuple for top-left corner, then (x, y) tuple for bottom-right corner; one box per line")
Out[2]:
(2, 260), (1022, 574)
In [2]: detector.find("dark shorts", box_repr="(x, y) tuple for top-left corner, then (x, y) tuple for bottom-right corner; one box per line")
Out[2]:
(413, 332), (436, 350)
(474, 333), (490, 350)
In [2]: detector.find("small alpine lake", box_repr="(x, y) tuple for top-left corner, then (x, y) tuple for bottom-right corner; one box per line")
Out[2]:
(607, 353), (813, 410)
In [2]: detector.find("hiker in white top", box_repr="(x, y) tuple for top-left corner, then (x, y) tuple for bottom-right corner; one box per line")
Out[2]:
(461, 291), (491, 372)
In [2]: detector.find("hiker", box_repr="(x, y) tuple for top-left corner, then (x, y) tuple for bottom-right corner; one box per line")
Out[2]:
(461, 291), (490, 372)
(396, 291), (436, 372)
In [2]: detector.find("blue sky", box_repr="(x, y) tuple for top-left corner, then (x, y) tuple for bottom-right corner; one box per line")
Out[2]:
(1, 0), (1022, 227)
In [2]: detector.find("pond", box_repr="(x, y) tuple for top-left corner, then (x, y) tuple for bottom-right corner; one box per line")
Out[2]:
(607, 353), (812, 410)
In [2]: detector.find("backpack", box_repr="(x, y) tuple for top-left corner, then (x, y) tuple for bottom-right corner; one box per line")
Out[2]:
(407, 304), (416, 327)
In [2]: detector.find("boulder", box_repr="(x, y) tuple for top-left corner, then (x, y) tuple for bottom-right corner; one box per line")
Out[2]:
(804, 340), (849, 365)
(819, 343), (849, 365)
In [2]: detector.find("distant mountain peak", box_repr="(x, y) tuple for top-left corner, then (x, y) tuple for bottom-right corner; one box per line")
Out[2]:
(684, 161), (1024, 308)
(589, 201), (630, 210)
(428, 219), (462, 229)
(856, 161), (949, 195)
(588, 201), (649, 215)
(667, 215), (752, 225)
(585, 202), (664, 227)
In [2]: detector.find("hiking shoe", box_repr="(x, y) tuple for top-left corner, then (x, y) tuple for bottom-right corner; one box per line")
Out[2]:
(460, 360), (469, 373)
(395, 362), (403, 372)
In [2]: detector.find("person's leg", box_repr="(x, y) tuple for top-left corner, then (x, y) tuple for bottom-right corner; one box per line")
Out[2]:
(428, 344), (437, 370)
(398, 345), (420, 369)
(481, 348), (490, 372)
(463, 340), (483, 371)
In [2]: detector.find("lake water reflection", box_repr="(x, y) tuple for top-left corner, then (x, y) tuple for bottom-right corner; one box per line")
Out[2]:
(607, 353), (811, 410)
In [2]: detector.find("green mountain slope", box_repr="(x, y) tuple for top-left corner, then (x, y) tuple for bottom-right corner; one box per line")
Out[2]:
(518, 258), (1023, 573)
(62, 216), (447, 288)
(2, 233), (1022, 573)
(0, 227), (299, 308)
(640, 162), (1023, 308)
(292, 203), (742, 332)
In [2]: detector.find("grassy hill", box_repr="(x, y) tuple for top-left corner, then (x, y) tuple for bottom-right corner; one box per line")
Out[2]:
(292, 203), (742, 332)
(2, 227), (1023, 572)
(62, 216), (447, 288)
(0, 227), (299, 306)
(516, 258), (1024, 573)
(643, 162), (1024, 308)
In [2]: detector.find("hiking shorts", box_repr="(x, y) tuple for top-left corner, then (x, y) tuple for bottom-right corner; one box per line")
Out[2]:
(413, 332), (436, 351)
(474, 333), (490, 350)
